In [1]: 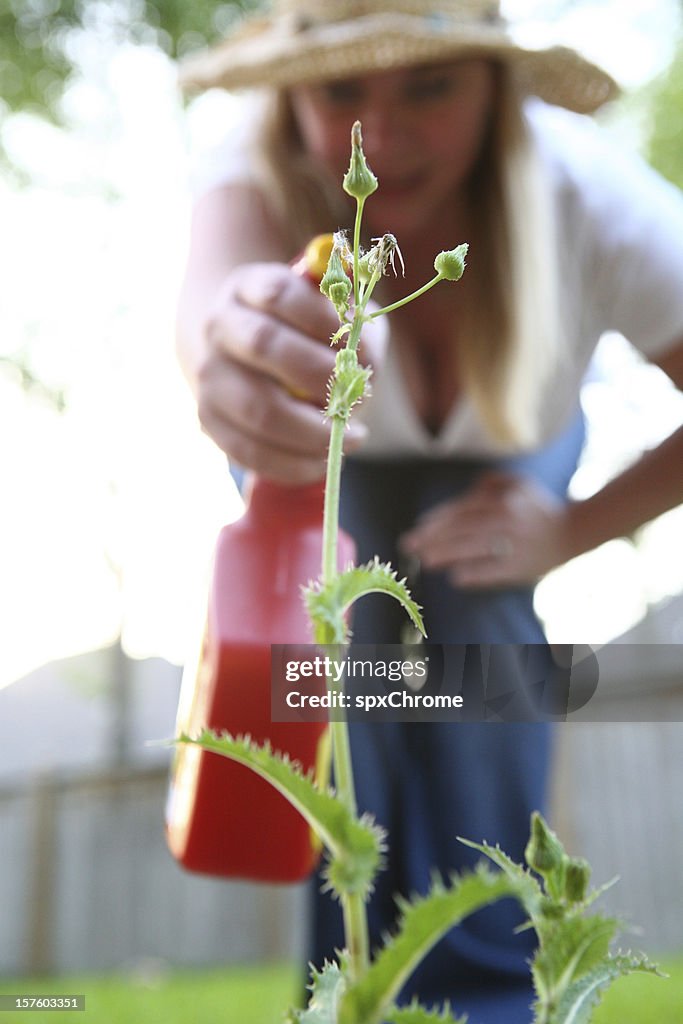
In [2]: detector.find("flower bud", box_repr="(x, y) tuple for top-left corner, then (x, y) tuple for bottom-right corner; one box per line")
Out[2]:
(343, 121), (378, 201)
(326, 348), (371, 420)
(357, 251), (373, 285)
(525, 812), (565, 877)
(434, 243), (468, 282)
(320, 243), (352, 321)
(328, 281), (351, 320)
(564, 857), (591, 903)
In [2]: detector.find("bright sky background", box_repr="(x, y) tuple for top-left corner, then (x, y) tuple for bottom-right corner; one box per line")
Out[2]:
(1, 0), (683, 691)
(503, 0), (681, 87)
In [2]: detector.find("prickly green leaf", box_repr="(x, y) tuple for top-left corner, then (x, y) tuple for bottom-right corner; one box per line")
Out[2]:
(305, 557), (425, 644)
(465, 818), (661, 1022)
(288, 960), (347, 1024)
(176, 731), (384, 899)
(336, 559), (425, 633)
(385, 999), (468, 1024)
(338, 867), (513, 1024)
(323, 809), (387, 899)
(330, 322), (352, 346)
(531, 915), (618, 1006)
(326, 348), (371, 421)
(538, 953), (663, 1024)
(458, 836), (544, 924)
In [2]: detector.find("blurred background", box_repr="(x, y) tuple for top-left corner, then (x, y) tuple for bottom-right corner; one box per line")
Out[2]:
(0, 0), (682, 1017)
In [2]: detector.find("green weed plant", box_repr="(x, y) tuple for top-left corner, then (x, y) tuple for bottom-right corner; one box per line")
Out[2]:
(177, 122), (660, 1024)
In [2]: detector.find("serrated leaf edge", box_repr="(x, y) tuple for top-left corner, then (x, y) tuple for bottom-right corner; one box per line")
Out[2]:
(175, 730), (384, 898)
(339, 867), (514, 1024)
(305, 558), (426, 645)
(544, 952), (663, 1024)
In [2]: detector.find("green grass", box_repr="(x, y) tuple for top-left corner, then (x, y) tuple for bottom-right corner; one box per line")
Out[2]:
(592, 955), (683, 1024)
(0, 963), (299, 1024)
(2, 956), (681, 1023)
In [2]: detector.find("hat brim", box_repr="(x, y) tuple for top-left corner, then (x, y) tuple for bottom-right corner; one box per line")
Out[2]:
(179, 13), (619, 114)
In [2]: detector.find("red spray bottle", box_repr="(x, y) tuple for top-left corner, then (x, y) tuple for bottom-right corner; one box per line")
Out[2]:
(166, 236), (356, 882)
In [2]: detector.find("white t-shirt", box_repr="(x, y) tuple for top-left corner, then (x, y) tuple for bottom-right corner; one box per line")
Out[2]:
(189, 96), (683, 457)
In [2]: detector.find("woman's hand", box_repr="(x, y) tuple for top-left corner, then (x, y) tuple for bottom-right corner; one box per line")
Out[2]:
(400, 471), (575, 588)
(194, 261), (385, 483)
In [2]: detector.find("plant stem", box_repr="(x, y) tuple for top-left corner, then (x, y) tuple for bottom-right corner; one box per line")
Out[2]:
(358, 264), (383, 318)
(352, 198), (365, 310)
(319, 308), (369, 978)
(322, 417), (346, 586)
(368, 272), (443, 318)
(321, 310), (364, 585)
(343, 875), (370, 980)
(327, 651), (369, 977)
(345, 306), (365, 354)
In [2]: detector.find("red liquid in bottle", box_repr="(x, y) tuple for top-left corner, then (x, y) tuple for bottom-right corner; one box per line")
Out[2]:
(166, 476), (356, 881)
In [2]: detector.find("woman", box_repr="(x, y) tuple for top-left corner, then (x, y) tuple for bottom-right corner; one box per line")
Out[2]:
(175, 3), (683, 1020)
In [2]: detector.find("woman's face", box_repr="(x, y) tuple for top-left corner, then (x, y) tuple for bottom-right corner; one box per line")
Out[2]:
(289, 59), (496, 238)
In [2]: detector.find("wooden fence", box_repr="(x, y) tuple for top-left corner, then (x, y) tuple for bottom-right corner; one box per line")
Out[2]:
(1, 684), (682, 977)
(0, 764), (308, 977)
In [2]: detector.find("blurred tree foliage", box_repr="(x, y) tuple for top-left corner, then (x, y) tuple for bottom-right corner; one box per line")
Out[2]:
(0, 0), (258, 123)
(645, 38), (683, 190)
(2, 0), (682, 169)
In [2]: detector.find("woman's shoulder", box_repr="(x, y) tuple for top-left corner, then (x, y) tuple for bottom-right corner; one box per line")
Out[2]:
(525, 101), (683, 359)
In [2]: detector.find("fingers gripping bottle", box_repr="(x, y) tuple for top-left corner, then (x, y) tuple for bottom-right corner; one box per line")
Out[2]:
(166, 236), (356, 882)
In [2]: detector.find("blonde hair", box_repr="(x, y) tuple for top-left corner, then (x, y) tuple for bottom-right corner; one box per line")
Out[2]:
(252, 66), (560, 447)
(252, 92), (349, 247)
(462, 68), (562, 446)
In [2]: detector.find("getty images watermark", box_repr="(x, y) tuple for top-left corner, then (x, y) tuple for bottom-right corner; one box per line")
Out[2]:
(271, 643), (683, 723)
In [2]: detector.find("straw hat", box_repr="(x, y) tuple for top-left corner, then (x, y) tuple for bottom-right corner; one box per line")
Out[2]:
(179, 0), (619, 114)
